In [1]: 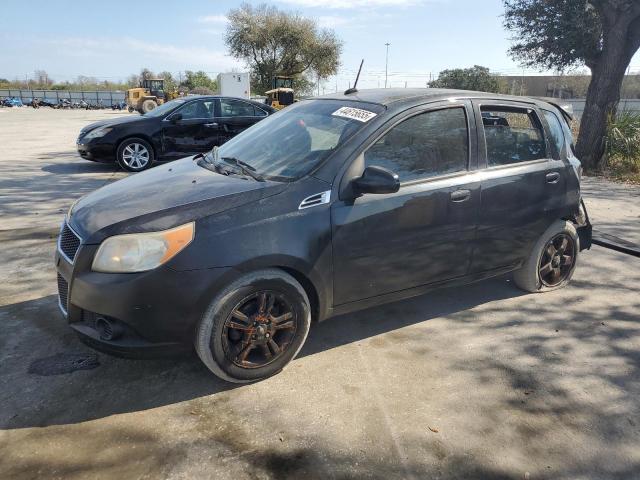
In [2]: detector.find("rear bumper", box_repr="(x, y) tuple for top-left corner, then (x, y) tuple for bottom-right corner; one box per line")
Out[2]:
(576, 199), (592, 251)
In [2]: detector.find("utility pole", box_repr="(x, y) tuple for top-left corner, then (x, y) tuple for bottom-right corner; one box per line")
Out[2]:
(384, 43), (390, 88)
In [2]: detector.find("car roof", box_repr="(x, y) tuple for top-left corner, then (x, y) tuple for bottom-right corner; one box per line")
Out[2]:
(315, 88), (547, 108)
(179, 95), (275, 111)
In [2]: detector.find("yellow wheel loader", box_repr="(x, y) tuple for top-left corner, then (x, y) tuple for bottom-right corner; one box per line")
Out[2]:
(126, 78), (179, 114)
(265, 76), (295, 110)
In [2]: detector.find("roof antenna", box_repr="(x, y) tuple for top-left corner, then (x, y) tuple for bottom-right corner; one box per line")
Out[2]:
(344, 59), (364, 95)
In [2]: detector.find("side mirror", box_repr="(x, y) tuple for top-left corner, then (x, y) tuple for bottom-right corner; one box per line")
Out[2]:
(352, 166), (400, 195)
(169, 113), (183, 124)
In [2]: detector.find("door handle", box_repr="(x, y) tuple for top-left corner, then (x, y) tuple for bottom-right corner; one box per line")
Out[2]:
(204, 122), (218, 128)
(546, 172), (560, 184)
(450, 189), (471, 202)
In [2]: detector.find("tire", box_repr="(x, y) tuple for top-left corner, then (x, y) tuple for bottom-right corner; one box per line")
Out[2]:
(116, 138), (154, 172)
(127, 106), (135, 113)
(513, 220), (579, 293)
(141, 99), (157, 113)
(195, 269), (311, 383)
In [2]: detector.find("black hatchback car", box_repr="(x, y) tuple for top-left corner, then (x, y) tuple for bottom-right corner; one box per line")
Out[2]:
(76, 95), (275, 172)
(57, 88), (592, 382)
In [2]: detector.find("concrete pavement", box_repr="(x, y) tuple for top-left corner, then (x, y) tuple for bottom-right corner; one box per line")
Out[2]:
(1, 108), (639, 480)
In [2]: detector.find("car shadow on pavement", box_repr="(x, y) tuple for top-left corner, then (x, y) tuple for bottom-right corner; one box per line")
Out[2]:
(41, 161), (120, 174)
(0, 276), (523, 431)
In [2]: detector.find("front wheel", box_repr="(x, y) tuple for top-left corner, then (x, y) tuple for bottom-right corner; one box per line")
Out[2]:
(116, 138), (154, 172)
(141, 99), (157, 113)
(513, 220), (579, 293)
(195, 269), (311, 383)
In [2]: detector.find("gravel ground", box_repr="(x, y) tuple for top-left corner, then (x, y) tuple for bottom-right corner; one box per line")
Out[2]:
(1, 108), (639, 480)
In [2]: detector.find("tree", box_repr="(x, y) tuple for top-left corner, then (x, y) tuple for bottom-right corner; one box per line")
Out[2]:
(225, 3), (342, 94)
(158, 71), (178, 92)
(429, 65), (501, 93)
(182, 71), (217, 92)
(503, 0), (640, 171)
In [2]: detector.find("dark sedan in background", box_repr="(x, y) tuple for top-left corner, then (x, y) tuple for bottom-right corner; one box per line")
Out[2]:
(77, 96), (276, 171)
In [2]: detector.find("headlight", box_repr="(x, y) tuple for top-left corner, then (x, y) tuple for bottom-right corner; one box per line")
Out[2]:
(67, 198), (80, 219)
(92, 222), (194, 273)
(83, 126), (113, 139)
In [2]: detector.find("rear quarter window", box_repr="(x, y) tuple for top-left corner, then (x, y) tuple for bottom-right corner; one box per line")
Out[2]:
(542, 109), (566, 158)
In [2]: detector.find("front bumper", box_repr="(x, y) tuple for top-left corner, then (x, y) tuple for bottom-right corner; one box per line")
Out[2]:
(55, 225), (235, 357)
(76, 139), (115, 163)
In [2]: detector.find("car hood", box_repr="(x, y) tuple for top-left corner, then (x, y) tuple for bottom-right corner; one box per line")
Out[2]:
(69, 157), (288, 243)
(80, 115), (149, 134)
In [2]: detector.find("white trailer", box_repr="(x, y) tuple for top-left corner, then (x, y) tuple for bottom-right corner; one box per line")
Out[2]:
(217, 73), (250, 99)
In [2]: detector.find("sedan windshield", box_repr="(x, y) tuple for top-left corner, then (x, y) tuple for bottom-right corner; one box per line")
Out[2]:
(214, 100), (385, 181)
(143, 98), (187, 117)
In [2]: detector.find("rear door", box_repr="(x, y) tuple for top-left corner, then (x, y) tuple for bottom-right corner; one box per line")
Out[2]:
(331, 101), (480, 305)
(470, 101), (567, 273)
(216, 98), (269, 144)
(162, 99), (218, 157)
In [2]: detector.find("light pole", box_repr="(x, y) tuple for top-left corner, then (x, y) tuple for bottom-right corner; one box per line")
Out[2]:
(384, 43), (390, 88)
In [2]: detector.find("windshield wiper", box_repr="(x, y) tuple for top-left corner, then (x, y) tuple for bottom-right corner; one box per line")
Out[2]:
(220, 156), (265, 182)
(196, 148), (229, 176)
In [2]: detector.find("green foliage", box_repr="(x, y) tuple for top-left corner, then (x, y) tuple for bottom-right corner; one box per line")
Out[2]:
(606, 111), (640, 166)
(429, 66), (500, 93)
(503, 0), (603, 70)
(182, 71), (217, 93)
(158, 71), (178, 92)
(225, 3), (342, 94)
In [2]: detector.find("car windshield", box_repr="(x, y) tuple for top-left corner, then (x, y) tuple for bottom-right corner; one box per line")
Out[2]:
(214, 99), (385, 181)
(143, 98), (187, 117)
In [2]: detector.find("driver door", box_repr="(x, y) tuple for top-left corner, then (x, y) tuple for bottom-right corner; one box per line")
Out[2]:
(331, 102), (479, 305)
(162, 99), (218, 158)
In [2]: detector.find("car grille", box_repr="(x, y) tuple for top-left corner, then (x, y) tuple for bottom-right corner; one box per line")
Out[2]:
(57, 274), (69, 315)
(59, 222), (81, 263)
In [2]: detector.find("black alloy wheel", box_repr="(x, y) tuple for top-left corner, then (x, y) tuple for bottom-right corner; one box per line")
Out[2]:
(538, 233), (576, 287)
(221, 290), (298, 369)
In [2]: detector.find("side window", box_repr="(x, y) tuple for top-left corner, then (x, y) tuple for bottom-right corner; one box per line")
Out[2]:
(481, 107), (546, 166)
(364, 107), (469, 183)
(220, 99), (257, 117)
(176, 100), (214, 120)
(543, 109), (566, 158)
(254, 107), (267, 117)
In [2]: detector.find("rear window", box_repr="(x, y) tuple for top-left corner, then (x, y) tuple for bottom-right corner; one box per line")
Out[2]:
(481, 107), (547, 166)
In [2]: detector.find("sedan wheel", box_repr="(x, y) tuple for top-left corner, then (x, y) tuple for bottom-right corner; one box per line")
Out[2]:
(122, 143), (150, 170)
(117, 138), (154, 172)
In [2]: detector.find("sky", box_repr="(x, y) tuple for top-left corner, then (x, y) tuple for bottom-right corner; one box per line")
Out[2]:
(1, 0), (639, 92)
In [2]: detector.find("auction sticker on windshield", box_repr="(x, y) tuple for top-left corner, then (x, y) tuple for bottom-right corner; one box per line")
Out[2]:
(332, 106), (377, 122)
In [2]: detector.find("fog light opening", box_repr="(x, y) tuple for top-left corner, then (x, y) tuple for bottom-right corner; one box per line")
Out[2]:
(95, 316), (123, 341)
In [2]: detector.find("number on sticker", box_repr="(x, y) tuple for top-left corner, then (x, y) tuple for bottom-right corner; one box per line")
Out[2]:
(332, 107), (377, 123)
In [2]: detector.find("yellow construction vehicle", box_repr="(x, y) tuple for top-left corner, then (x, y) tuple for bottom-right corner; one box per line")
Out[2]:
(126, 78), (179, 114)
(265, 76), (295, 110)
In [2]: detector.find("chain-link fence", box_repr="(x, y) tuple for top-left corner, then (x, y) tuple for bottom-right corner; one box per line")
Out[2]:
(0, 89), (125, 106)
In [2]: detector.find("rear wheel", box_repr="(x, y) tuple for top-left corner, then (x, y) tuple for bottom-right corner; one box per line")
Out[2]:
(141, 99), (157, 113)
(116, 138), (154, 172)
(514, 220), (579, 293)
(195, 269), (311, 383)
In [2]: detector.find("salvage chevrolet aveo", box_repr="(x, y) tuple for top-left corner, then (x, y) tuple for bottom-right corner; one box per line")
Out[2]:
(56, 89), (592, 382)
